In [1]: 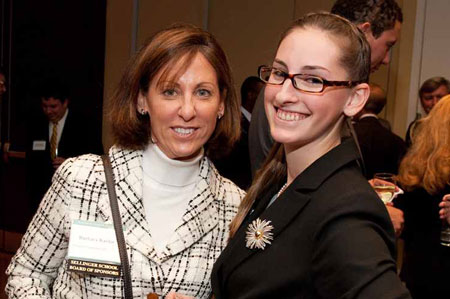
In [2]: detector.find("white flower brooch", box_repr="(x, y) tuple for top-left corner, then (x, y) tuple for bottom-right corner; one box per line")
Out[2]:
(245, 218), (274, 250)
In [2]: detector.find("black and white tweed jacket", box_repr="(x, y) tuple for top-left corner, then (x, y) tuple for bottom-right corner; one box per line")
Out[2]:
(6, 146), (243, 298)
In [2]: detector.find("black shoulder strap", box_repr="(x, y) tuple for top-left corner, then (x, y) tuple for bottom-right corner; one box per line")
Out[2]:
(101, 154), (133, 299)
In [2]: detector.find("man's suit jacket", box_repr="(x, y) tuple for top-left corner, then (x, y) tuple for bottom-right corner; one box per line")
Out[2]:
(213, 112), (252, 190)
(248, 88), (273, 176)
(405, 118), (421, 148)
(211, 139), (410, 299)
(353, 116), (407, 179)
(7, 146), (244, 298)
(27, 110), (103, 210)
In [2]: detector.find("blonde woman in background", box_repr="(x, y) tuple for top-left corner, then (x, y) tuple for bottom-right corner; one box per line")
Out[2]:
(396, 94), (450, 299)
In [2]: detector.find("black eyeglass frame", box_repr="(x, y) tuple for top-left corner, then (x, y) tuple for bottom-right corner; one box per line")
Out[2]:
(258, 65), (365, 94)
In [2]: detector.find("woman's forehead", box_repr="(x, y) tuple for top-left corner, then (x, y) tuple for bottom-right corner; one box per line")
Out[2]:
(276, 28), (344, 76)
(153, 52), (217, 87)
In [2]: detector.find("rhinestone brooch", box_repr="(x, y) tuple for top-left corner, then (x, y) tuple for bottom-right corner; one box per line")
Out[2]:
(245, 218), (274, 250)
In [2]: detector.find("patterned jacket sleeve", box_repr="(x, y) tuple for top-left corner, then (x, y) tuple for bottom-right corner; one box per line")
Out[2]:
(5, 158), (75, 298)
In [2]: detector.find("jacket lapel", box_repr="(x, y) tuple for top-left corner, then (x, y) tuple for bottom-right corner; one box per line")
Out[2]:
(96, 146), (161, 262)
(216, 183), (311, 290)
(97, 150), (221, 264)
(216, 138), (361, 287)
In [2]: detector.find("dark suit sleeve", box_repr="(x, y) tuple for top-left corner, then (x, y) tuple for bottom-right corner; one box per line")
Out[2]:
(311, 192), (410, 299)
(248, 88), (273, 176)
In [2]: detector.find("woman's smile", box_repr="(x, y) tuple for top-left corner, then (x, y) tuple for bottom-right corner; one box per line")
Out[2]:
(275, 107), (309, 122)
(172, 127), (197, 136)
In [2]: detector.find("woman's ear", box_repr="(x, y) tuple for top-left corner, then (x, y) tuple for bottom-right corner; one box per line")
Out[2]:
(137, 92), (148, 114)
(218, 102), (225, 117)
(218, 89), (227, 117)
(343, 83), (370, 117)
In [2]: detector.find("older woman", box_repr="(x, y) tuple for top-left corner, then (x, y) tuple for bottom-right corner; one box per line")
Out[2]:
(6, 24), (244, 298)
(396, 94), (450, 298)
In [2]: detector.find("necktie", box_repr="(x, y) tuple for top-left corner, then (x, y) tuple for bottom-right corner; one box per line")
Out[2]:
(50, 122), (58, 160)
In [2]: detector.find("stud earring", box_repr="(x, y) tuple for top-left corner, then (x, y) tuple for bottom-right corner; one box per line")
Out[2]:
(217, 113), (223, 120)
(140, 109), (147, 116)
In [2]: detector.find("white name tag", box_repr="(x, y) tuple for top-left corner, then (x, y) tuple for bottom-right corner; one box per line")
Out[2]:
(32, 140), (46, 151)
(67, 220), (121, 277)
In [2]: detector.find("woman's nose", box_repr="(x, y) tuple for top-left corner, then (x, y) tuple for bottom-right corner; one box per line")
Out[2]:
(178, 96), (196, 121)
(274, 79), (298, 104)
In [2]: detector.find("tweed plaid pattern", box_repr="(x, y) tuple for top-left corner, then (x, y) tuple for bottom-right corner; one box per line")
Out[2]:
(6, 146), (244, 298)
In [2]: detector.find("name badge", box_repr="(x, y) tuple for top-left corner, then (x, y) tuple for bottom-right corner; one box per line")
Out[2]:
(67, 219), (122, 277)
(32, 140), (46, 151)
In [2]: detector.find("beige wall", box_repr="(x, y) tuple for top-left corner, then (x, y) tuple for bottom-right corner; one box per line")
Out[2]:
(103, 0), (134, 150)
(209, 0), (294, 94)
(137, 0), (205, 47)
(103, 0), (416, 148)
(391, 0), (417, 137)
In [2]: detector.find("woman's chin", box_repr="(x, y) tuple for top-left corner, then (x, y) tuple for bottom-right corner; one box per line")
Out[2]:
(172, 148), (203, 161)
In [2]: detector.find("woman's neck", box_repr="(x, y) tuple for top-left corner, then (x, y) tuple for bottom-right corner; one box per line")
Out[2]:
(284, 123), (342, 184)
(142, 143), (204, 187)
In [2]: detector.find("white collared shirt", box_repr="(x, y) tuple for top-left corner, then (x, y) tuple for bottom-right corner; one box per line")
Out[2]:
(241, 106), (252, 122)
(358, 113), (378, 120)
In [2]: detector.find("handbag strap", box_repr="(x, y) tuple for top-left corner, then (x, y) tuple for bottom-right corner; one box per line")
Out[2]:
(102, 155), (134, 299)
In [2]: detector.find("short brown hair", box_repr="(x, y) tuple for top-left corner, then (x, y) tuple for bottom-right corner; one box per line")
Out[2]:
(109, 24), (240, 158)
(331, 0), (403, 38)
(419, 76), (450, 99)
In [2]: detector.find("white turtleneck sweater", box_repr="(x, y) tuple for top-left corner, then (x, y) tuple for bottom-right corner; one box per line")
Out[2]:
(142, 144), (203, 254)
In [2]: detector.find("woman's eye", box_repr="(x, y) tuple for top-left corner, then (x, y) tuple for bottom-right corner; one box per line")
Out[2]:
(197, 89), (212, 97)
(303, 76), (322, 85)
(162, 89), (177, 97)
(272, 69), (286, 79)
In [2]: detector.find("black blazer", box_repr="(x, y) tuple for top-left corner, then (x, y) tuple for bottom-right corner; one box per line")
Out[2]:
(353, 116), (406, 179)
(27, 110), (103, 210)
(211, 139), (410, 299)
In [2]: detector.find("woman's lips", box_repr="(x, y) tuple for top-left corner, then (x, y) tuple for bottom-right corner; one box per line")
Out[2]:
(276, 108), (309, 121)
(173, 127), (196, 136)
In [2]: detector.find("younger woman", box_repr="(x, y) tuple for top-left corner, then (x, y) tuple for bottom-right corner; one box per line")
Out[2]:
(211, 13), (410, 298)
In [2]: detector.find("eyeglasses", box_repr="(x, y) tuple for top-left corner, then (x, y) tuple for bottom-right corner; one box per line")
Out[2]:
(258, 65), (364, 94)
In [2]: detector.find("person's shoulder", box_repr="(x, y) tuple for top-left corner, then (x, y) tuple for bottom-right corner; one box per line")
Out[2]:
(315, 166), (384, 213)
(207, 158), (245, 207)
(56, 153), (103, 181)
(307, 170), (392, 242)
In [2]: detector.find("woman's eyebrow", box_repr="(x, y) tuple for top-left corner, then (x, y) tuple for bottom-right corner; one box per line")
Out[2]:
(273, 60), (330, 73)
(273, 59), (288, 68)
(301, 65), (330, 72)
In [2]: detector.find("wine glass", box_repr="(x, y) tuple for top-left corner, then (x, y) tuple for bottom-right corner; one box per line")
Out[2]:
(440, 223), (450, 247)
(373, 173), (397, 204)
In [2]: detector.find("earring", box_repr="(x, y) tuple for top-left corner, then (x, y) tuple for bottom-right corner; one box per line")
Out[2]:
(217, 113), (223, 120)
(140, 109), (147, 116)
